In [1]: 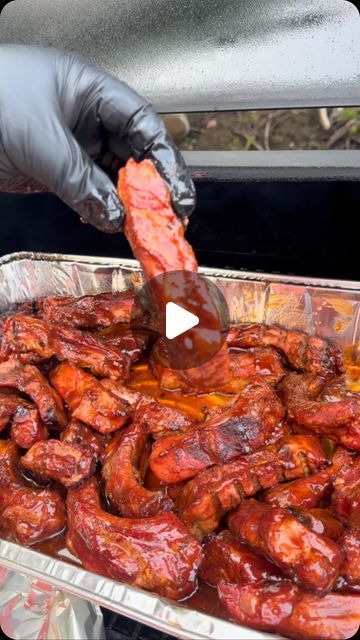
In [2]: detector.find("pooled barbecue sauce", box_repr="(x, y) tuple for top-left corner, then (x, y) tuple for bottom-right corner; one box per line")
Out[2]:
(128, 361), (235, 419)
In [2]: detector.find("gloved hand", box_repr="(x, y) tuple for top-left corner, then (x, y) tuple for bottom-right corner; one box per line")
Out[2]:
(0, 45), (195, 232)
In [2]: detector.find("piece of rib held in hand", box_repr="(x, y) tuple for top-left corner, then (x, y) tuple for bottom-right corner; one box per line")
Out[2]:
(3, 315), (130, 379)
(331, 456), (360, 527)
(102, 423), (173, 517)
(0, 390), (48, 448)
(177, 435), (327, 539)
(263, 447), (352, 509)
(50, 362), (130, 433)
(118, 158), (231, 390)
(228, 499), (342, 594)
(279, 372), (360, 450)
(21, 439), (96, 489)
(150, 377), (285, 483)
(0, 360), (67, 428)
(199, 530), (283, 587)
(37, 291), (135, 328)
(227, 323), (344, 376)
(218, 580), (360, 640)
(61, 419), (109, 462)
(0, 440), (65, 545)
(66, 478), (203, 601)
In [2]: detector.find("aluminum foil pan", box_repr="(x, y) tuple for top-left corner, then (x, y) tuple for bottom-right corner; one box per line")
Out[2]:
(0, 252), (359, 640)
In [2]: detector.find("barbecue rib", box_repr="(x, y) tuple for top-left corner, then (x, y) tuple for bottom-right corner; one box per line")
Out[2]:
(199, 530), (283, 587)
(4, 315), (130, 379)
(291, 507), (345, 541)
(102, 423), (173, 517)
(96, 325), (149, 362)
(150, 378), (285, 483)
(61, 419), (108, 461)
(21, 439), (96, 488)
(331, 456), (360, 527)
(263, 447), (351, 509)
(101, 378), (195, 439)
(218, 581), (360, 640)
(0, 360), (67, 428)
(230, 347), (287, 385)
(37, 291), (134, 328)
(118, 157), (231, 390)
(50, 362), (130, 433)
(227, 324), (344, 376)
(339, 528), (360, 587)
(66, 478), (203, 600)
(228, 499), (342, 594)
(178, 435), (327, 538)
(0, 440), (65, 545)
(0, 390), (47, 447)
(10, 404), (48, 448)
(279, 372), (360, 450)
(151, 347), (286, 393)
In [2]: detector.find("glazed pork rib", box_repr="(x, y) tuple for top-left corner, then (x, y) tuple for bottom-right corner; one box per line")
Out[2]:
(21, 439), (96, 488)
(0, 440), (65, 545)
(3, 315), (130, 379)
(151, 346), (286, 393)
(66, 478), (203, 601)
(292, 507), (345, 541)
(199, 530), (283, 587)
(338, 528), (360, 588)
(50, 362), (130, 433)
(178, 435), (327, 538)
(228, 499), (342, 594)
(100, 378), (195, 438)
(118, 157), (231, 390)
(37, 290), (134, 328)
(96, 326), (149, 362)
(150, 377), (285, 483)
(218, 581), (360, 640)
(102, 423), (173, 517)
(0, 360), (67, 428)
(50, 362), (194, 437)
(331, 456), (360, 527)
(279, 372), (360, 450)
(263, 446), (352, 509)
(61, 419), (109, 462)
(227, 323), (344, 376)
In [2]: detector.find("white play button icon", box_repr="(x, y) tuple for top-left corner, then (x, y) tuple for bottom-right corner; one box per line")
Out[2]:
(165, 302), (199, 340)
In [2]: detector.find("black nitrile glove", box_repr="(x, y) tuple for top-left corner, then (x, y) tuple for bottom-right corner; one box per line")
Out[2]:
(0, 45), (195, 232)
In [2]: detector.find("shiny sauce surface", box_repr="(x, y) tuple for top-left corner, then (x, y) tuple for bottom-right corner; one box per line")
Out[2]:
(4, 356), (360, 625)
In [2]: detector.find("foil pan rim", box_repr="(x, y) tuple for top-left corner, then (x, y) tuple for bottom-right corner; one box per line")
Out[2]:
(0, 540), (269, 640)
(0, 251), (359, 291)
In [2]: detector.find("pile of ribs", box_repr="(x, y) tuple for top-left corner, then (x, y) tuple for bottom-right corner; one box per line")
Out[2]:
(0, 158), (359, 639)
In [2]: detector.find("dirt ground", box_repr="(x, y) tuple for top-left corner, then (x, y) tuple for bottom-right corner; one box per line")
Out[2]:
(164, 107), (360, 151)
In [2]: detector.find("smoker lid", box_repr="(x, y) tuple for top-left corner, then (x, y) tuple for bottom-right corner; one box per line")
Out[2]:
(0, 0), (359, 112)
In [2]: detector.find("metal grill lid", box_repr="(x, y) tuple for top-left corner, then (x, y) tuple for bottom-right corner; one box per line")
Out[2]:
(0, 0), (360, 112)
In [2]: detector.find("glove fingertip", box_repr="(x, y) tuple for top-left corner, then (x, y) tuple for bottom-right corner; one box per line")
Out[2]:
(78, 191), (125, 233)
(172, 194), (196, 219)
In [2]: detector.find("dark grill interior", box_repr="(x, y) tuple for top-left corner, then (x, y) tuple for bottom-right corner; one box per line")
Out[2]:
(0, 180), (359, 280)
